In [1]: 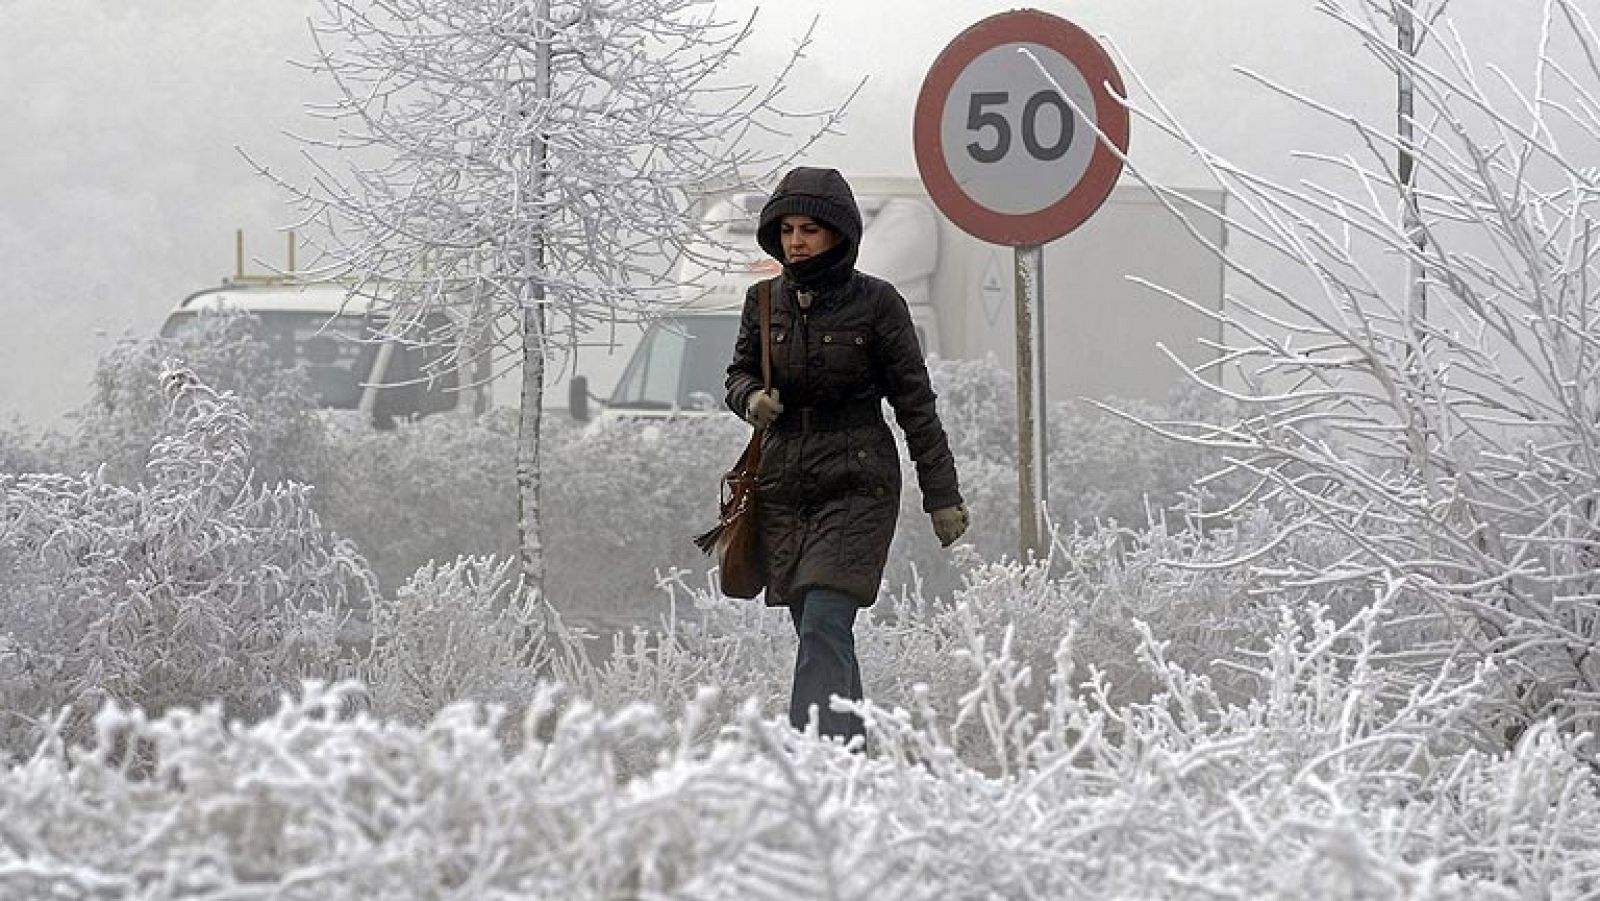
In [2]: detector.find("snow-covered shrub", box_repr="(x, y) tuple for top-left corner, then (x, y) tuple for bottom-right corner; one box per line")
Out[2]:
(1051, 501), (1378, 708)
(0, 416), (76, 477)
(846, 591), (1600, 898)
(75, 312), (330, 488)
(887, 356), (1241, 602)
(0, 368), (369, 755)
(358, 555), (552, 725)
(566, 517), (1352, 769)
(317, 409), (735, 618)
(542, 413), (751, 620)
(557, 570), (797, 752)
(0, 681), (902, 900)
(1049, 379), (1245, 528)
(5, 600), (1597, 899)
(289, 353), (1233, 623)
(317, 409), (520, 591)
(307, 405), (723, 619)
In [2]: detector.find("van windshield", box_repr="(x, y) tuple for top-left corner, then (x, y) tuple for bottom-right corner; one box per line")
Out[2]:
(161, 310), (380, 409)
(609, 316), (740, 411)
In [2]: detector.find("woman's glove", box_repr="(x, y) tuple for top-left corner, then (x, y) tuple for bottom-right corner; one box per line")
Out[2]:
(745, 388), (783, 430)
(930, 504), (969, 547)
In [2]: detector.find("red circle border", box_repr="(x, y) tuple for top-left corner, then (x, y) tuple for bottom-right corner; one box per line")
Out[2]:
(913, 10), (1130, 246)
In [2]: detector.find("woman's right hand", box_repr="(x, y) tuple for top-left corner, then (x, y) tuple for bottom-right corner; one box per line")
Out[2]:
(746, 388), (783, 430)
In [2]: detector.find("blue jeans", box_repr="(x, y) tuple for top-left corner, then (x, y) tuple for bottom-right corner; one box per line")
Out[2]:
(788, 588), (864, 743)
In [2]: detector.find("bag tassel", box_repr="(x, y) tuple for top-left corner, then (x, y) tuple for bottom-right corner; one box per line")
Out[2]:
(692, 522), (725, 555)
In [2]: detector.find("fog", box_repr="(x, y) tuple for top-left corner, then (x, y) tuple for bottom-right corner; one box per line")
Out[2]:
(0, 0), (1574, 427)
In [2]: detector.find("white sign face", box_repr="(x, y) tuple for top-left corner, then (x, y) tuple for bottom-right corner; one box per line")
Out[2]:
(939, 43), (1096, 216)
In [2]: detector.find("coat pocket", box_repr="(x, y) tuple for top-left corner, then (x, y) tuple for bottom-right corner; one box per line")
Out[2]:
(848, 428), (900, 499)
(767, 313), (801, 389)
(816, 329), (872, 391)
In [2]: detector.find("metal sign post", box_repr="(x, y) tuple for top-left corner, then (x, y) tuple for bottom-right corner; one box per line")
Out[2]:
(913, 9), (1128, 562)
(1014, 244), (1048, 557)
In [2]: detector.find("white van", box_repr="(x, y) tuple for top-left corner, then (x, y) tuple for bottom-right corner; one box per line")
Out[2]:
(161, 280), (485, 426)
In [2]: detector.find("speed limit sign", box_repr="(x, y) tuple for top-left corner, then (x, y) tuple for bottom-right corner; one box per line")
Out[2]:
(913, 9), (1129, 559)
(913, 9), (1128, 246)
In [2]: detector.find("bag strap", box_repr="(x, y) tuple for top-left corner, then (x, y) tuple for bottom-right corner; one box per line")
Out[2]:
(759, 278), (773, 392)
(738, 279), (775, 466)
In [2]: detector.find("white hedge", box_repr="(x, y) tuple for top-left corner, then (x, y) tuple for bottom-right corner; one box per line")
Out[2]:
(2, 593), (1595, 899)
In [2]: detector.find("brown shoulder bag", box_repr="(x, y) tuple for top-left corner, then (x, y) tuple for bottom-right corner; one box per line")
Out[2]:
(692, 279), (773, 599)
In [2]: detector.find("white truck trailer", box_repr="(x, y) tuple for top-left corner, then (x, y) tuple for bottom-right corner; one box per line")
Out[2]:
(568, 176), (1226, 421)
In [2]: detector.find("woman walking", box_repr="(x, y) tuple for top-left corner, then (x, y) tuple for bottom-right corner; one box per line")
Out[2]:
(724, 167), (969, 744)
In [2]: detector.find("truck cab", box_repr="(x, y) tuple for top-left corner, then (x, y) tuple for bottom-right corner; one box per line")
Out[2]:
(161, 280), (482, 427)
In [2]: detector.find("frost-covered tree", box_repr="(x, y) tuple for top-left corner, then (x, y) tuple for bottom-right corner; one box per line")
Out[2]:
(1390, 0), (1452, 335)
(1121, 0), (1600, 743)
(262, 0), (850, 594)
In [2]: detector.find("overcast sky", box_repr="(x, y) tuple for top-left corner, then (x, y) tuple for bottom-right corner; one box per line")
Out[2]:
(0, 0), (1579, 427)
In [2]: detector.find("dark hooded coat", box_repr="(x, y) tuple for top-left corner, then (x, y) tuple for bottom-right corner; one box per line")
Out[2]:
(724, 167), (963, 607)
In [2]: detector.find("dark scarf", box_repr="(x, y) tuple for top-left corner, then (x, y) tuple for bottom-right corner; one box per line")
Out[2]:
(784, 240), (854, 293)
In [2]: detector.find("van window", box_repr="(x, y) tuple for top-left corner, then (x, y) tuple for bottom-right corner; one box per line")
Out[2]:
(161, 309), (460, 418)
(610, 316), (740, 411)
(381, 319), (461, 417)
(163, 310), (378, 410)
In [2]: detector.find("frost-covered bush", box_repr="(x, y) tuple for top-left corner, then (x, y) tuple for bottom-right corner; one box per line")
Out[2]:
(885, 356), (1240, 602)
(0, 416), (75, 477)
(846, 594), (1600, 898)
(75, 312), (330, 488)
(542, 412), (751, 619)
(0, 369), (370, 755)
(318, 409), (737, 618)
(1051, 501), (1378, 707)
(311, 352), (1237, 620)
(564, 512), (1359, 769)
(358, 555), (553, 725)
(930, 354), (1240, 529)
(1049, 380), (1245, 527)
(1128, 0), (1600, 738)
(559, 571), (797, 749)
(5, 600), (1596, 899)
(60, 332), (1233, 627)
(318, 409), (521, 591)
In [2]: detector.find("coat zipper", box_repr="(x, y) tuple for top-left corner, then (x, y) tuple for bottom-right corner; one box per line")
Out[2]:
(798, 288), (813, 403)
(797, 288), (814, 518)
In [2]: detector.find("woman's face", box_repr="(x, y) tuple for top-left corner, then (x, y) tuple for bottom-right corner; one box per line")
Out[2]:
(780, 215), (838, 264)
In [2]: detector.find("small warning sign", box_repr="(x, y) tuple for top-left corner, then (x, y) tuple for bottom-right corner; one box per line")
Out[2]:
(981, 254), (1005, 327)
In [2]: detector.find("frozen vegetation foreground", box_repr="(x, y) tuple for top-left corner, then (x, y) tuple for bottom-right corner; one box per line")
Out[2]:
(10, 0), (1600, 893)
(0, 364), (1595, 898)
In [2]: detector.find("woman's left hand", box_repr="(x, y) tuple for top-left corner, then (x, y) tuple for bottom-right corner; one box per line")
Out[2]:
(930, 504), (969, 547)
